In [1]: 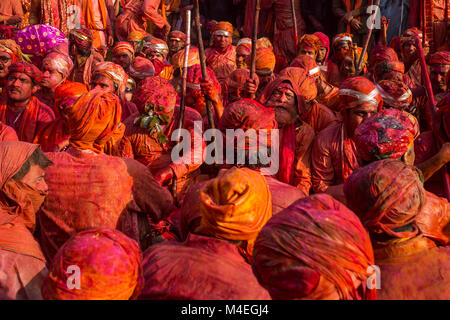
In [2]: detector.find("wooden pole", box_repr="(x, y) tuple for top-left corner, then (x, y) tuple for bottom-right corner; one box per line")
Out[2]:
(249, 0), (260, 100)
(290, 0), (299, 49)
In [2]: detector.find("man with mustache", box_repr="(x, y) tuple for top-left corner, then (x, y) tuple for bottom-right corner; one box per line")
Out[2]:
(0, 61), (54, 142)
(0, 39), (24, 95)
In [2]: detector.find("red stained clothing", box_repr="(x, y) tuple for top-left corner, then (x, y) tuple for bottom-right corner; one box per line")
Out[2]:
(38, 147), (174, 261)
(0, 96), (55, 143)
(301, 101), (340, 134)
(312, 123), (360, 193)
(205, 45), (236, 89)
(0, 121), (18, 141)
(32, 118), (69, 152)
(138, 233), (271, 300)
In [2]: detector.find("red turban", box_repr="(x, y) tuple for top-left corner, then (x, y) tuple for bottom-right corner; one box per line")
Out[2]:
(369, 45), (399, 69)
(42, 51), (74, 78)
(298, 34), (321, 53)
(354, 108), (416, 162)
(132, 76), (177, 118)
(290, 54), (321, 78)
(338, 76), (382, 110)
(65, 89), (124, 154)
(374, 60), (405, 77)
(427, 51), (450, 66)
(168, 30), (186, 42)
(253, 194), (376, 300)
(401, 27), (425, 46)
(212, 21), (233, 37)
(0, 39), (25, 63)
(218, 98), (277, 150)
(112, 41), (135, 58)
(8, 61), (42, 83)
(344, 160), (426, 241)
(375, 80), (412, 110)
(42, 228), (143, 300)
(128, 56), (155, 81)
(54, 81), (88, 115)
(69, 29), (93, 51)
(279, 67), (318, 102)
(313, 32), (330, 61)
(92, 62), (128, 100)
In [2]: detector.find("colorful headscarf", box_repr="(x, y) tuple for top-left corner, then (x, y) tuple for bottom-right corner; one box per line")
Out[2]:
(127, 31), (148, 43)
(237, 37), (252, 53)
(0, 39), (27, 63)
(401, 27), (424, 45)
(168, 31), (187, 42)
(256, 37), (273, 51)
(69, 28), (93, 52)
(65, 89), (124, 154)
(92, 62), (128, 100)
(42, 51), (74, 78)
(373, 60), (405, 78)
(332, 33), (353, 50)
(290, 54), (322, 78)
(112, 41), (135, 58)
(427, 51), (450, 66)
(279, 67), (318, 102)
(313, 32), (330, 61)
(298, 34), (322, 54)
(252, 194), (376, 300)
(369, 45), (399, 69)
(8, 61), (43, 83)
(375, 80), (412, 110)
(171, 47), (200, 69)
(42, 228), (143, 300)
(132, 76), (177, 117)
(212, 21), (233, 37)
(128, 56), (155, 81)
(196, 167), (272, 260)
(338, 77), (382, 110)
(218, 99), (277, 150)
(344, 159), (426, 240)
(15, 24), (68, 58)
(354, 108), (416, 162)
(54, 81), (88, 114)
(145, 37), (169, 57)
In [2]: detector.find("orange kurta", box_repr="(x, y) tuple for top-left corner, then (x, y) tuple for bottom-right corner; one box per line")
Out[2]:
(301, 101), (340, 134)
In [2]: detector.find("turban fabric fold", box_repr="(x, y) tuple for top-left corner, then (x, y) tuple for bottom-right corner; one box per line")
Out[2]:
(69, 29), (93, 52)
(8, 61), (42, 83)
(279, 67), (318, 102)
(112, 41), (135, 58)
(92, 62), (128, 100)
(42, 51), (74, 78)
(128, 57), (155, 81)
(338, 76), (382, 110)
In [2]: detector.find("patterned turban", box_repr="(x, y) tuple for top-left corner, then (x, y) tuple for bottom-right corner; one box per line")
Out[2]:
(344, 159), (426, 241)
(8, 61), (42, 83)
(132, 76), (177, 117)
(338, 76), (383, 110)
(171, 47), (200, 69)
(237, 37), (252, 53)
(127, 31), (148, 43)
(42, 51), (74, 78)
(92, 62), (128, 100)
(69, 28), (93, 52)
(256, 37), (273, 50)
(400, 27), (426, 47)
(168, 31), (187, 42)
(42, 228), (143, 300)
(196, 167), (272, 260)
(373, 60), (405, 78)
(313, 32), (330, 61)
(298, 34), (322, 54)
(212, 21), (233, 37)
(65, 89), (124, 154)
(218, 98), (277, 150)
(375, 80), (412, 110)
(354, 108), (416, 162)
(128, 56), (155, 81)
(279, 67), (318, 102)
(369, 45), (399, 69)
(290, 54), (321, 78)
(112, 41), (135, 58)
(145, 37), (169, 57)
(0, 39), (26, 63)
(54, 81), (88, 114)
(332, 33), (353, 49)
(15, 24), (68, 58)
(427, 51), (450, 66)
(253, 194), (376, 300)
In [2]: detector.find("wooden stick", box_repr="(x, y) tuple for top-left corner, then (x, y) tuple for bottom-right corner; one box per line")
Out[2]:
(356, 0), (380, 74)
(415, 35), (450, 201)
(290, 0), (298, 49)
(249, 0), (260, 100)
(193, 0), (215, 129)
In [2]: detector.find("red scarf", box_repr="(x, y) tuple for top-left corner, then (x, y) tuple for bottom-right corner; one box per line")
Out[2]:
(0, 97), (40, 142)
(277, 124), (296, 185)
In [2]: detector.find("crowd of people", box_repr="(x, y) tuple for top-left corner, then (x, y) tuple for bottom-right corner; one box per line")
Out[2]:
(0, 0), (449, 300)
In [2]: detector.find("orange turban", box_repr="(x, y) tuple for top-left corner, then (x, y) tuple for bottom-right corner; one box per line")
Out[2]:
(247, 47), (276, 73)
(212, 21), (233, 37)
(290, 54), (321, 78)
(145, 37), (169, 57)
(65, 89), (124, 154)
(42, 51), (74, 78)
(42, 228), (143, 300)
(8, 61), (42, 83)
(0, 39), (25, 63)
(196, 167), (272, 260)
(54, 81), (88, 115)
(279, 67), (318, 101)
(92, 62), (128, 100)
(127, 31), (148, 43)
(253, 194), (376, 300)
(171, 47), (200, 69)
(112, 41), (135, 58)
(298, 34), (321, 54)
(401, 27), (425, 45)
(332, 33), (353, 49)
(338, 76), (382, 110)
(236, 38), (252, 53)
(256, 37), (273, 50)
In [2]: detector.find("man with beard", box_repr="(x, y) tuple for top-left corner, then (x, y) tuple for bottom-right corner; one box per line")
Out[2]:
(235, 38), (252, 69)
(167, 31), (186, 60)
(0, 61), (54, 142)
(112, 42), (135, 73)
(400, 28), (427, 88)
(428, 51), (450, 101)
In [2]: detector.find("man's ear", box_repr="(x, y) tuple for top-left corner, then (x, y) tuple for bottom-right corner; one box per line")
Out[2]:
(32, 84), (40, 94)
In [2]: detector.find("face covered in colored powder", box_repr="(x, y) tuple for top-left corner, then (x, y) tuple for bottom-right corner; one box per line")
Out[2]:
(266, 82), (298, 127)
